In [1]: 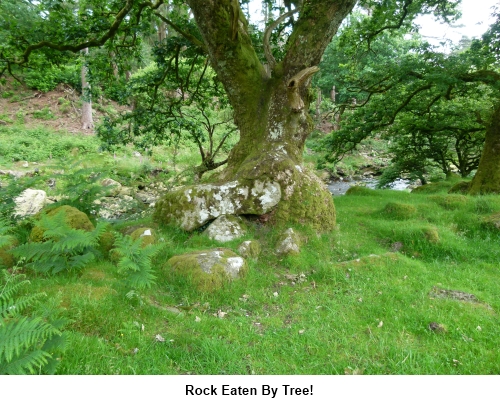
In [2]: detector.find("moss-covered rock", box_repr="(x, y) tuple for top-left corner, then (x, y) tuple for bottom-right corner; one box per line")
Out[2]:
(422, 227), (440, 244)
(130, 227), (156, 247)
(166, 248), (248, 292)
(0, 237), (18, 268)
(345, 186), (378, 196)
(97, 231), (116, 258)
(204, 215), (247, 242)
(30, 205), (94, 242)
(482, 212), (500, 231)
(238, 240), (261, 259)
(411, 182), (453, 194)
(276, 228), (301, 255)
(154, 179), (281, 231)
(382, 202), (417, 220)
(448, 181), (471, 195)
(429, 195), (469, 210)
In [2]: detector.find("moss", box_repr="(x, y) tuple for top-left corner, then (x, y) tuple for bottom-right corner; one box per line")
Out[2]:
(382, 202), (417, 220)
(482, 212), (500, 231)
(238, 240), (261, 259)
(0, 237), (18, 268)
(30, 205), (94, 242)
(166, 249), (248, 292)
(429, 195), (469, 210)
(130, 227), (156, 247)
(97, 231), (115, 259)
(448, 181), (471, 195)
(411, 182), (454, 194)
(422, 227), (440, 244)
(345, 186), (378, 196)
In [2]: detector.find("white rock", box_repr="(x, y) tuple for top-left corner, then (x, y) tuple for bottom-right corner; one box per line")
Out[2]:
(205, 215), (246, 242)
(14, 189), (47, 217)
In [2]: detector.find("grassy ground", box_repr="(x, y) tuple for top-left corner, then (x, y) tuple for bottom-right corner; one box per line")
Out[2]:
(1, 122), (500, 375)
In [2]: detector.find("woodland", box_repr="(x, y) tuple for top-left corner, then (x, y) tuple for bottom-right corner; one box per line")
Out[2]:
(0, 0), (500, 375)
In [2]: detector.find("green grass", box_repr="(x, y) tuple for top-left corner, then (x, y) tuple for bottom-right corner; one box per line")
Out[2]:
(2, 185), (497, 375)
(1, 122), (500, 375)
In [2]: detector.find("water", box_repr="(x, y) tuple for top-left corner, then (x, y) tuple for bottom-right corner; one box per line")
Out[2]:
(327, 177), (411, 196)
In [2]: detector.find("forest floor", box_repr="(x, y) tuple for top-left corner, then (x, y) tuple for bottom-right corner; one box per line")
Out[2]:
(1, 82), (500, 375)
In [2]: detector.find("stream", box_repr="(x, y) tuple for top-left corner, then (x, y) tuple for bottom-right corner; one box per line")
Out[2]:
(327, 177), (411, 196)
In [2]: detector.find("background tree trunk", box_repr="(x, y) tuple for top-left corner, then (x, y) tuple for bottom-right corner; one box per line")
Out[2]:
(81, 47), (93, 130)
(468, 104), (500, 194)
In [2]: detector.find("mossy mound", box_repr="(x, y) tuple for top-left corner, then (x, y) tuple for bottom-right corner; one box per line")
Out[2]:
(238, 240), (261, 259)
(130, 227), (156, 247)
(166, 248), (248, 292)
(482, 212), (500, 231)
(422, 227), (440, 244)
(275, 228), (301, 255)
(30, 205), (94, 242)
(345, 186), (378, 196)
(448, 181), (471, 195)
(97, 231), (116, 258)
(429, 195), (469, 210)
(411, 182), (453, 194)
(382, 202), (417, 220)
(0, 237), (19, 268)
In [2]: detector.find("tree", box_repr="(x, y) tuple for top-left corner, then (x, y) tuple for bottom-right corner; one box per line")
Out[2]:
(0, 0), (461, 230)
(318, 9), (500, 193)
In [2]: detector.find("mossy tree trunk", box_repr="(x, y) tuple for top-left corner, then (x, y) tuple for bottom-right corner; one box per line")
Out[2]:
(468, 103), (500, 194)
(180, 0), (357, 231)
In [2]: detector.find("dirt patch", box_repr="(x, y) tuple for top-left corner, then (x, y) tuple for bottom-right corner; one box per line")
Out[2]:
(430, 287), (478, 302)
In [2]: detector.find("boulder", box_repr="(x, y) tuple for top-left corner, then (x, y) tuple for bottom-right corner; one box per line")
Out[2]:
(13, 189), (47, 217)
(276, 228), (301, 255)
(30, 205), (94, 242)
(204, 215), (246, 242)
(154, 179), (281, 231)
(167, 248), (248, 291)
(130, 227), (156, 247)
(237, 240), (261, 259)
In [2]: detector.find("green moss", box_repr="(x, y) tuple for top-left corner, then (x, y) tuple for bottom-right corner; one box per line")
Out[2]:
(429, 195), (469, 210)
(30, 205), (94, 242)
(422, 227), (440, 244)
(482, 212), (500, 231)
(411, 182), (454, 194)
(0, 238), (18, 268)
(130, 227), (156, 247)
(97, 231), (115, 259)
(448, 181), (471, 195)
(238, 240), (261, 259)
(382, 202), (417, 220)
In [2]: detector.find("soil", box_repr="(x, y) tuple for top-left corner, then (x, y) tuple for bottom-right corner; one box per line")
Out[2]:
(0, 81), (127, 135)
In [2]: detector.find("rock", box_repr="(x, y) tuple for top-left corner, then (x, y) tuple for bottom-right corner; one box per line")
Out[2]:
(30, 205), (95, 242)
(390, 241), (403, 252)
(133, 151), (142, 157)
(130, 227), (156, 247)
(276, 228), (301, 255)
(204, 215), (246, 242)
(100, 178), (125, 197)
(154, 179), (281, 231)
(22, 162), (29, 168)
(428, 322), (447, 333)
(0, 169), (31, 179)
(238, 240), (261, 259)
(136, 191), (157, 204)
(448, 181), (471, 195)
(13, 189), (47, 218)
(483, 212), (500, 231)
(167, 248), (248, 291)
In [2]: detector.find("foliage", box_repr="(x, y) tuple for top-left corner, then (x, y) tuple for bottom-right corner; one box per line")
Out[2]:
(10, 210), (107, 275)
(111, 232), (162, 290)
(0, 268), (67, 374)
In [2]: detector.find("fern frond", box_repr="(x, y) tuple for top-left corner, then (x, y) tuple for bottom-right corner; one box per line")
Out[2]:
(0, 348), (51, 375)
(0, 219), (15, 249)
(0, 316), (61, 363)
(0, 270), (30, 303)
(1, 293), (46, 318)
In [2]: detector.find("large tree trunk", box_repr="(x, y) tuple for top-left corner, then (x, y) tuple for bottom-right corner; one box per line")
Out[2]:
(468, 103), (500, 194)
(154, 0), (356, 232)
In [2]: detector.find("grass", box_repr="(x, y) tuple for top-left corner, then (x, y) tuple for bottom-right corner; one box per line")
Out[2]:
(2, 185), (498, 375)
(1, 122), (500, 375)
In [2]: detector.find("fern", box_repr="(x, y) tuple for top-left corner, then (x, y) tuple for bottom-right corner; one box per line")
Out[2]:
(10, 210), (107, 274)
(0, 270), (66, 374)
(111, 233), (161, 289)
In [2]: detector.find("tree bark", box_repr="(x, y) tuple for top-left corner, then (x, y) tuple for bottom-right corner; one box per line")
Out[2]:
(468, 103), (500, 194)
(155, 0), (357, 232)
(81, 47), (93, 130)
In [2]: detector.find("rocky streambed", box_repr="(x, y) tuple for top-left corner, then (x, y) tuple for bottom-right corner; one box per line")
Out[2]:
(327, 177), (412, 196)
